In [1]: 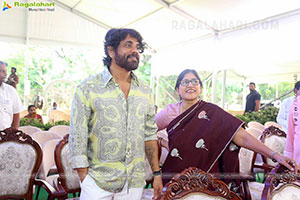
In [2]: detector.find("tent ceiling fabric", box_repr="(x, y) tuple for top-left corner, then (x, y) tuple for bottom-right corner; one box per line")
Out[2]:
(0, 0), (299, 81)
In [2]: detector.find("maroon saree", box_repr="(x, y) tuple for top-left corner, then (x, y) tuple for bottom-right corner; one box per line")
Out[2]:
(162, 100), (244, 186)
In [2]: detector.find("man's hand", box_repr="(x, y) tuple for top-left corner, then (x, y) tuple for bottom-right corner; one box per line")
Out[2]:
(152, 175), (163, 199)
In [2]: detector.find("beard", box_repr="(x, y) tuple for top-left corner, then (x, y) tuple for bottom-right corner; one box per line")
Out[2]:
(0, 76), (6, 84)
(114, 50), (139, 71)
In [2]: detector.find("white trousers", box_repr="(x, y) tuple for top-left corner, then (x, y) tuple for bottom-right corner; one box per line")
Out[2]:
(79, 175), (143, 200)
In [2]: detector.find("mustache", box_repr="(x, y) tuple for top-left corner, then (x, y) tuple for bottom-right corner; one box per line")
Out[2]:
(127, 54), (139, 60)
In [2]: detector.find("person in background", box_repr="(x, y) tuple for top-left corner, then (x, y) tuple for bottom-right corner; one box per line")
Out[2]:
(34, 91), (44, 110)
(0, 61), (23, 130)
(24, 105), (43, 124)
(244, 82), (261, 114)
(48, 101), (58, 117)
(69, 28), (163, 200)
(156, 69), (299, 193)
(284, 81), (300, 165)
(52, 101), (58, 110)
(6, 67), (19, 89)
(277, 83), (300, 133)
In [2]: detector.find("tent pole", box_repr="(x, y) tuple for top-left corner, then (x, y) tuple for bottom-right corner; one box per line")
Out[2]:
(24, 0), (30, 107)
(221, 70), (226, 109)
(242, 78), (247, 112)
(155, 76), (160, 107)
(211, 70), (218, 104)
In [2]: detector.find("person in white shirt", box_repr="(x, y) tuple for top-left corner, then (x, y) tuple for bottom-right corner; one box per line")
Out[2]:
(277, 85), (299, 133)
(0, 61), (23, 131)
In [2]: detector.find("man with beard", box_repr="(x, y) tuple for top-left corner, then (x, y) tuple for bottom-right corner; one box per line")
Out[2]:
(0, 61), (23, 131)
(70, 29), (163, 200)
(244, 82), (261, 114)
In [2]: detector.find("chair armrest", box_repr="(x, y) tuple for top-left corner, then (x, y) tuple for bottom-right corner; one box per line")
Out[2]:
(239, 173), (256, 181)
(34, 178), (67, 199)
(254, 163), (274, 173)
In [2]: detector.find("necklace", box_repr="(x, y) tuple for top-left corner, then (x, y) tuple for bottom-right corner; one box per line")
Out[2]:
(179, 100), (201, 114)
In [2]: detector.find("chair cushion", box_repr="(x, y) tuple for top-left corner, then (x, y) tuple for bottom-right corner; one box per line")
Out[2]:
(271, 184), (300, 200)
(239, 147), (254, 174)
(61, 144), (80, 190)
(264, 136), (286, 166)
(248, 182), (264, 200)
(181, 193), (226, 200)
(0, 142), (36, 195)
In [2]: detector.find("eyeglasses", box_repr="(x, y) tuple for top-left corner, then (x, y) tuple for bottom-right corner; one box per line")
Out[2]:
(180, 79), (200, 86)
(123, 42), (143, 53)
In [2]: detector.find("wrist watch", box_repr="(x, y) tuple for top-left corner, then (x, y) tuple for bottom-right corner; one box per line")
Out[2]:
(153, 170), (162, 177)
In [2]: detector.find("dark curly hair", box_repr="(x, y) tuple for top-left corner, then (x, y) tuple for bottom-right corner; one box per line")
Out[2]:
(102, 28), (146, 68)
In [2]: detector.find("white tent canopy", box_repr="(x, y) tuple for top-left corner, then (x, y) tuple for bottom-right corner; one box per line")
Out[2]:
(1, 0), (299, 80)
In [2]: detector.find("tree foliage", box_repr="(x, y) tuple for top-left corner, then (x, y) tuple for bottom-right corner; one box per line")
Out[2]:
(4, 45), (102, 112)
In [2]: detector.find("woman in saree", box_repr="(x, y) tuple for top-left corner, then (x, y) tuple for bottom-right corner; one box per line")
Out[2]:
(155, 69), (299, 189)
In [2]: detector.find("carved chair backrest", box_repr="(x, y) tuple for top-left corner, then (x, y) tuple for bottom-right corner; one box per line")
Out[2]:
(261, 164), (300, 200)
(159, 167), (242, 200)
(0, 128), (42, 200)
(259, 126), (286, 166)
(54, 134), (80, 193)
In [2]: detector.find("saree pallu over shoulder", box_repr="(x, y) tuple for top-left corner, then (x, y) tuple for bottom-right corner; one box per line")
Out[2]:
(162, 101), (244, 184)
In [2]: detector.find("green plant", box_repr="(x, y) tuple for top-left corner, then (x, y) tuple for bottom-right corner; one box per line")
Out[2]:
(19, 118), (69, 130)
(20, 118), (45, 129)
(54, 120), (70, 126)
(235, 106), (279, 126)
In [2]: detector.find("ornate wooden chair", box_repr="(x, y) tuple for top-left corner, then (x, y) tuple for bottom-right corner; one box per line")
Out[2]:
(255, 126), (286, 169)
(0, 127), (43, 199)
(54, 134), (81, 198)
(261, 164), (300, 200)
(0, 127), (66, 200)
(159, 167), (242, 200)
(238, 146), (263, 200)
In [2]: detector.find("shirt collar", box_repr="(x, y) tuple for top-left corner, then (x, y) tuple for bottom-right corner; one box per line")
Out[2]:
(0, 82), (5, 90)
(102, 67), (140, 87)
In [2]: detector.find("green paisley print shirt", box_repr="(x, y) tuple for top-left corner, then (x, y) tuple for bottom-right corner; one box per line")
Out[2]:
(69, 68), (157, 192)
